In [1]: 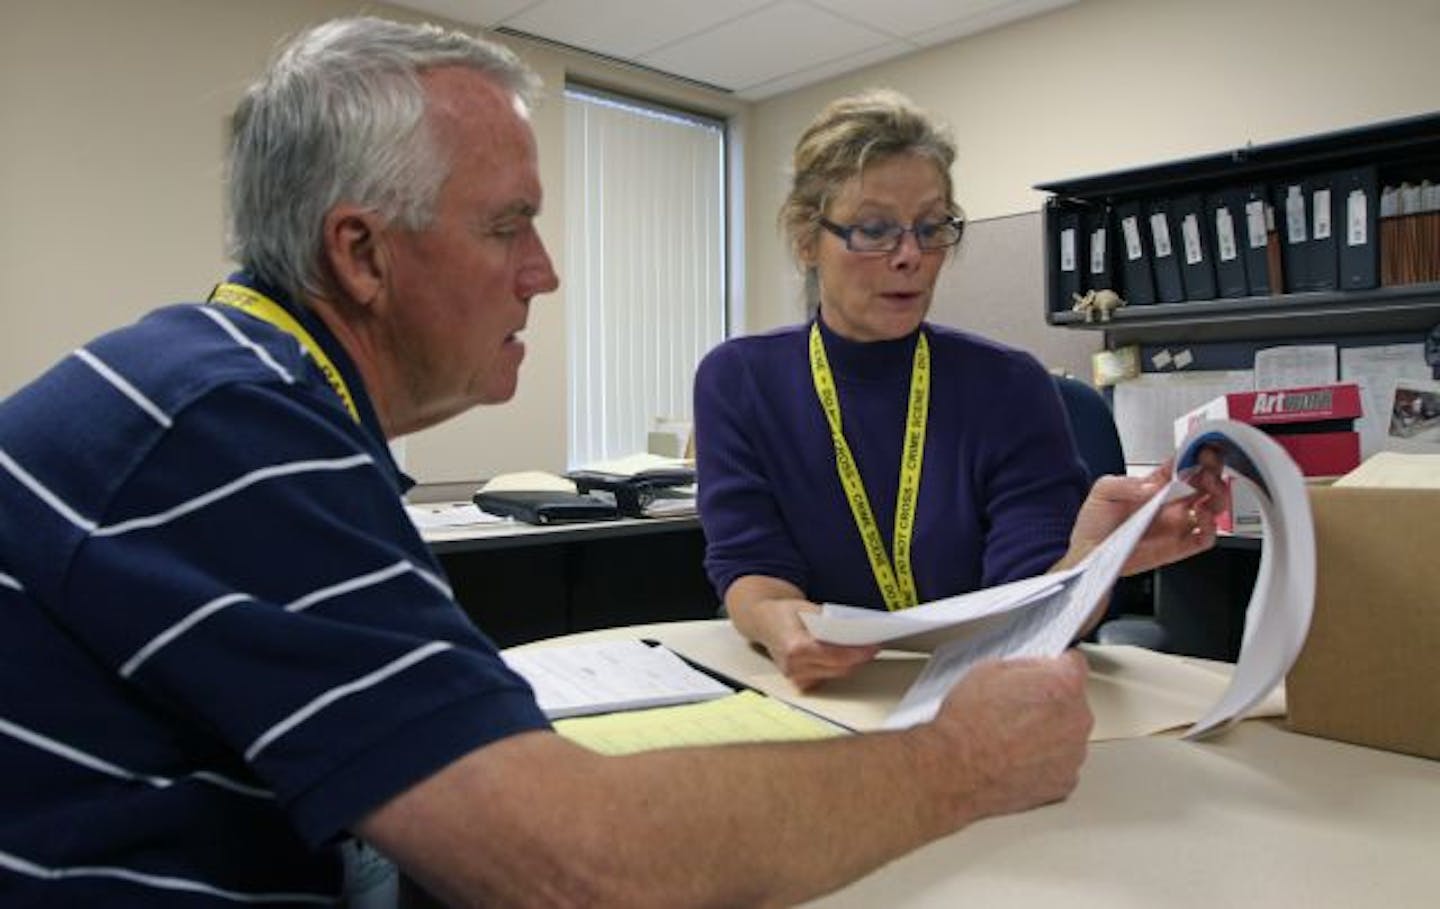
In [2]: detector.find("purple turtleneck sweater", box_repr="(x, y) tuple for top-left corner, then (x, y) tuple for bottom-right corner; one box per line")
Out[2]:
(695, 318), (1088, 609)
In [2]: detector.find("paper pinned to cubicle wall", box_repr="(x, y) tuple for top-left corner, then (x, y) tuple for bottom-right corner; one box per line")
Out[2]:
(808, 420), (1315, 740)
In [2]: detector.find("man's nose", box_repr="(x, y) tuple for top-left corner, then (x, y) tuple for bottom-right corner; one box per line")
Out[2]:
(521, 233), (560, 297)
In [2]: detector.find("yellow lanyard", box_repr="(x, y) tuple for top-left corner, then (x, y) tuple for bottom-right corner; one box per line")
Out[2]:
(208, 282), (361, 425)
(809, 323), (930, 611)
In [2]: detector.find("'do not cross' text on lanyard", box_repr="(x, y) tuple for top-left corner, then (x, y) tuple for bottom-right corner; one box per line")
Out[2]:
(808, 322), (930, 611)
(208, 282), (361, 426)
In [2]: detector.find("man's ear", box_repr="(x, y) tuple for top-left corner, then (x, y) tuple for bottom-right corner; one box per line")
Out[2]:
(321, 205), (387, 309)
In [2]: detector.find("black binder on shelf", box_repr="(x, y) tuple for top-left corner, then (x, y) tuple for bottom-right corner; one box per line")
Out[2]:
(1335, 165), (1380, 289)
(1084, 206), (1116, 292)
(1307, 174), (1339, 291)
(1240, 184), (1275, 296)
(1049, 205), (1084, 309)
(1114, 200), (1156, 305)
(1207, 189), (1250, 298)
(1145, 198), (1185, 303)
(1173, 193), (1218, 301)
(1274, 181), (1311, 291)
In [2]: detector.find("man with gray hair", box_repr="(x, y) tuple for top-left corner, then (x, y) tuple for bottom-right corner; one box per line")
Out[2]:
(0, 16), (1090, 907)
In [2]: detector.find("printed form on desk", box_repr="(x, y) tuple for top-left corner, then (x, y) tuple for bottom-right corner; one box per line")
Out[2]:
(501, 640), (731, 719)
(804, 418), (1316, 739)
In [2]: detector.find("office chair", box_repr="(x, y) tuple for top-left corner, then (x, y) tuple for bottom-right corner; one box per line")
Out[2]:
(1050, 374), (1166, 649)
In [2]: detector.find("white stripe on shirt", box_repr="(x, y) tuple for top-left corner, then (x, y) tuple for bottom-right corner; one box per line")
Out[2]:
(0, 715), (270, 799)
(413, 564), (453, 599)
(245, 641), (453, 762)
(0, 715), (170, 787)
(73, 348), (173, 429)
(93, 453), (374, 538)
(195, 306), (296, 385)
(0, 848), (333, 905)
(0, 447), (98, 532)
(284, 561), (413, 613)
(0, 571), (22, 592)
(120, 592), (252, 678)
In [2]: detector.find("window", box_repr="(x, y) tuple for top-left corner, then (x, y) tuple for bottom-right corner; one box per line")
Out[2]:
(564, 85), (728, 467)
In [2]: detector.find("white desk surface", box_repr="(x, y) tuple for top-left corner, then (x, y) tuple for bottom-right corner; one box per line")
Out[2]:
(512, 620), (1440, 908)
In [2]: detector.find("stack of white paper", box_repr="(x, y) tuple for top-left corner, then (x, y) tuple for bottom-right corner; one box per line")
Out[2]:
(805, 419), (1315, 739)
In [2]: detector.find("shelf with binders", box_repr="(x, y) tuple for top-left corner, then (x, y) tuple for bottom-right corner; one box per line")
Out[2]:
(1037, 111), (1440, 346)
(1048, 279), (1440, 346)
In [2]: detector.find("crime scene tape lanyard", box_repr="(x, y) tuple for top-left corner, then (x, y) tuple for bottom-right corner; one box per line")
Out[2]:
(208, 282), (361, 425)
(808, 322), (930, 611)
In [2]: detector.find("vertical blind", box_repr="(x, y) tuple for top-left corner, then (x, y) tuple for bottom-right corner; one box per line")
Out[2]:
(564, 86), (727, 467)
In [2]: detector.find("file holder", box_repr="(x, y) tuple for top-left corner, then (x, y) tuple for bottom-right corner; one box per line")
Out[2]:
(567, 467), (696, 518)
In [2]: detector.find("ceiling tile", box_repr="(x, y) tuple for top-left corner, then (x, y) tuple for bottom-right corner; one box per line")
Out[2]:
(639, 1), (895, 93)
(736, 39), (916, 100)
(905, 0), (1076, 47)
(500, 0), (774, 59)
(385, 0), (540, 27)
(807, 0), (1008, 36)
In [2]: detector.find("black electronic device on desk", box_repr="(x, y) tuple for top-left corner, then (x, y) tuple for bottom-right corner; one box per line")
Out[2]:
(567, 466), (696, 518)
(472, 489), (619, 525)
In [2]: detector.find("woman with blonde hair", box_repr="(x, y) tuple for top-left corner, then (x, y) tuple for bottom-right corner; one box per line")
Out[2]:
(695, 90), (1224, 689)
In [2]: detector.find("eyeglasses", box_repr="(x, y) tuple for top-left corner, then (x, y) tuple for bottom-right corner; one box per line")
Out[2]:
(818, 215), (965, 253)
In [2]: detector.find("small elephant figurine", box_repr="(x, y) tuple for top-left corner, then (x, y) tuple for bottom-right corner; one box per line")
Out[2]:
(1070, 289), (1126, 323)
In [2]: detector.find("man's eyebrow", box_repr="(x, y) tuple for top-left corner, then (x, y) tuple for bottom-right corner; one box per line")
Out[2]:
(494, 201), (539, 218)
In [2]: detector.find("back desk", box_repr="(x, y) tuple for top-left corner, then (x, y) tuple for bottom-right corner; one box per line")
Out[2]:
(421, 512), (719, 648)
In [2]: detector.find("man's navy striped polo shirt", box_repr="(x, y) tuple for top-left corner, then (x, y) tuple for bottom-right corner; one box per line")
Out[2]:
(0, 275), (549, 905)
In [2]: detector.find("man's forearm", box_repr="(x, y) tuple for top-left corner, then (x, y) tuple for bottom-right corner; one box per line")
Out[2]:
(364, 725), (968, 909)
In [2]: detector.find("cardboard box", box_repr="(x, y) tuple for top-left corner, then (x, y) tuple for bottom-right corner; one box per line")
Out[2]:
(1285, 486), (1440, 760)
(1173, 383), (1362, 478)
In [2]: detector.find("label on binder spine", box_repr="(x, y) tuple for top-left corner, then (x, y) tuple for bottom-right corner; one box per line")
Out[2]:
(1313, 188), (1332, 240)
(1122, 216), (1143, 260)
(1246, 200), (1267, 248)
(1216, 208), (1238, 261)
(1150, 212), (1173, 257)
(1347, 190), (1368, 246)
(1182, 214), (1203, 265)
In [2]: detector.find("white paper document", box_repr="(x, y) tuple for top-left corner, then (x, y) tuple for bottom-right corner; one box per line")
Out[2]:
(502, 639), (732, 719)
(808, 419), (1315, 739)
(403, 502), (507, 530)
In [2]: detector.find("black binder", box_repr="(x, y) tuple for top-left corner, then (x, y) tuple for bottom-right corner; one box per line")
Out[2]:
(1173, 193), (1217, 301)
(1207, 190), (1250, 298)
(1114, 200), (1156, 305)
(1084, 206), (1116, 292)
(1335, 165), (1380, 289)
(1274, 181), (1311, 292)
(1048, 205), (1085, 310)
(1145, 198), (1185, 303)
(1307, 174), (1339, 291)
(1240, 184), (1274, 296)
(472, 490), (620, 524)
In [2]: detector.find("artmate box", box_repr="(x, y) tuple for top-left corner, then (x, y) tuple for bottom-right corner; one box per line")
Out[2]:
(1173, 383), (1363, 478)
(1287, 484), (1440, 760)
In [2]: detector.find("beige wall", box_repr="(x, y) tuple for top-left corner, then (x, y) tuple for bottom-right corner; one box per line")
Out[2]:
(4, 0), (1436, 481)
(745, 0), (1440, 333)
(0, 0), (743, 483)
